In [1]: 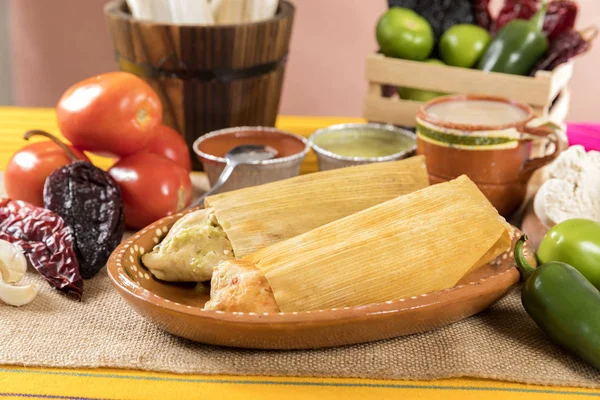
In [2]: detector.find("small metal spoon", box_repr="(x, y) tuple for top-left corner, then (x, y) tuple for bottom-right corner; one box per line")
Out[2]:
(188, 144), (278, 208)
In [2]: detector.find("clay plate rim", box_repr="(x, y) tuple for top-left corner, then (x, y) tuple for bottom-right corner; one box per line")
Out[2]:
(107, 207), (522, 324)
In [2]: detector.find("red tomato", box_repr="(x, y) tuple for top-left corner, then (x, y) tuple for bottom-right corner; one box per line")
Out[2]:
(56, 72), (162, 157)
(5, 141), (89, 207)
(108, 153), (192, 229)
(143, 125), (192, 171)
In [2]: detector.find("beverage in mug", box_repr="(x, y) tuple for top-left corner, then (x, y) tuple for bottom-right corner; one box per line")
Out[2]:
(416, 95), (562, 217)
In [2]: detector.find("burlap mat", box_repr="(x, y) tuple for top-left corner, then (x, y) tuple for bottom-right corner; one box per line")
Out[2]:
(2, 270), (599, 388)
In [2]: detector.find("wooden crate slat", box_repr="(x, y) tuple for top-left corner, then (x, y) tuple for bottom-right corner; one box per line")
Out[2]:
(548, 62), (574, 104)
(368, 82), (381, 97)
(363, 53), (573, 128)
(366, 54), (558, 107)
(363, 95), (421, 127)
(549, 87), (571, 125)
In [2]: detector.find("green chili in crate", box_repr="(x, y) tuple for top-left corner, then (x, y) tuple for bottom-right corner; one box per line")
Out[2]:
(477, 3), (549, 75)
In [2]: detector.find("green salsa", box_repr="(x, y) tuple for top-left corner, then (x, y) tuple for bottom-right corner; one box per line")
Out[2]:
(313, 128), (415, 158)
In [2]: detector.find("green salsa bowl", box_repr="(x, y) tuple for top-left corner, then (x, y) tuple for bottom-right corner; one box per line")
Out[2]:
(309, 123), (417, 171)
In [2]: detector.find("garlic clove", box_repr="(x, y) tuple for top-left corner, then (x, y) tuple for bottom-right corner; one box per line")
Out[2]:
(0, 239), (28, 284)
(0, 280), (38, 307)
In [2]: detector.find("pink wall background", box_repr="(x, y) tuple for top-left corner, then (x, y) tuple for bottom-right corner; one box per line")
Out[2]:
(8, 0), (599, 121)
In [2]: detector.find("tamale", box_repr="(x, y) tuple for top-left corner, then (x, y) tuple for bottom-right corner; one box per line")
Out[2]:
(205, 155), (429, 257)
(242, 175), (512, 312)
(143, 156), (429, 281)
(204, 260), (280, 313)
(143, 208), (234, 282)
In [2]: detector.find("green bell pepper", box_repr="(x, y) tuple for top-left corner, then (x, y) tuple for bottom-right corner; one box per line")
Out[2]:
(477, 3), (549, 75)
(514, 235), (600, 370)
(538, 219), (600, 289)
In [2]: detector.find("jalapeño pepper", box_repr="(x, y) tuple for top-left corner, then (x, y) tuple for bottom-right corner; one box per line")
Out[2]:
(514, 235), (600, 370)
(477, 3), (549, 75)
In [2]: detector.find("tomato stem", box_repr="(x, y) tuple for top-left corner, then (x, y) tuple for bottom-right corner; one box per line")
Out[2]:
(23, 130), (80, 162)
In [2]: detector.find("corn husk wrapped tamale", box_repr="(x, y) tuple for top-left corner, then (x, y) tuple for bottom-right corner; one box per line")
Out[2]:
(205, 156), (429, 258)
(143, 156), (429, 281)
(235, 175), (513, 312)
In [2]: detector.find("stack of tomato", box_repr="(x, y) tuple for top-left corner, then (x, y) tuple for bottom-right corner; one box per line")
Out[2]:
(5, 72), (193, 230)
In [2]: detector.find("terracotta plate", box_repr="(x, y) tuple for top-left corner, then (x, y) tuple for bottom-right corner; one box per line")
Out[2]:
(107, 208), (531, 350)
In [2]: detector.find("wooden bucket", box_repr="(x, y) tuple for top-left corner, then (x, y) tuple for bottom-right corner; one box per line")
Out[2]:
(104, 1), (295, 170)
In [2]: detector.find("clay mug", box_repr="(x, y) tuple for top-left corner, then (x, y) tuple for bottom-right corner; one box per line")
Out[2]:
(416, 95), (563, 217)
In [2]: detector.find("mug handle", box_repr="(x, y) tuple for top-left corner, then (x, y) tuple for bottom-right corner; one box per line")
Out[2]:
(518, 122), (563, 178)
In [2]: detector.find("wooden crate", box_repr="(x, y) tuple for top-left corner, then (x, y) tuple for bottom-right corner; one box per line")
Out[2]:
(362, 54), (573, 127)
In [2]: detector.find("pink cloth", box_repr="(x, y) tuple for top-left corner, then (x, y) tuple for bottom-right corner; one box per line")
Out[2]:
(567, 123), (600, 151)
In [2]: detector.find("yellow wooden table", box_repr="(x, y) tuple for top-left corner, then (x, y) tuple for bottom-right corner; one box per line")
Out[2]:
(0, 107), (598, 399)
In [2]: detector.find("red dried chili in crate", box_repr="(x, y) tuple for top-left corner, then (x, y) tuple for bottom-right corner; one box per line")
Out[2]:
(543, 0), (578, 40)
(495, 0), (540, 32)
(473, 0), (493, 30)
(530, 27), (598, 75)
(0, 198), (83, 299)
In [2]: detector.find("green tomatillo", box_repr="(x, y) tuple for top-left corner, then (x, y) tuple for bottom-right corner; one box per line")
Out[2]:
(376, 8), (434, 61)
(439, 24), (491, 68)
(538, 218), (600, 289)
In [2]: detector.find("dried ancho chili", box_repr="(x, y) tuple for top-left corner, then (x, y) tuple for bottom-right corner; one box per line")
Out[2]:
(530, 28), (597, 75)
(0, 198), (84, 299)
(387, 0), (475, 41)
(495, 0), (539, 32)
(24, 131), (125, 279)
(473, 0), (493, 30)
(543, 0), (578, 40)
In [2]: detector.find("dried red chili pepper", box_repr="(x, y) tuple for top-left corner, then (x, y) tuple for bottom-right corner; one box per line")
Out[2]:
(23, 131), (125, 280)
(473, 0), (493, 30)
(0, 198), (83, 299)
(543, 0), (578, 40)
(530, 28), (596, 75)
(495, 0), (539, 32)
